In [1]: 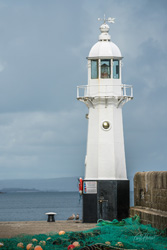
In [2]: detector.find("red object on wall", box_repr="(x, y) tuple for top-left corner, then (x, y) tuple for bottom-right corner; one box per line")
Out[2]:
(79, 177), (83, 195)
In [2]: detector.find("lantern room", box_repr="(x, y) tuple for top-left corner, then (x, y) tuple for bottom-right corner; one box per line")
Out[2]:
(87, 22), (122, 85)
(90, 59), (120, 79)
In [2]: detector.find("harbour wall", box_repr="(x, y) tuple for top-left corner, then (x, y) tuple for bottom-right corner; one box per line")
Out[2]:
(130, 171), (167, 229)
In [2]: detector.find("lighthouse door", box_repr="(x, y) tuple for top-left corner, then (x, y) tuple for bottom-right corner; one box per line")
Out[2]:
(98, 195), (109, 220)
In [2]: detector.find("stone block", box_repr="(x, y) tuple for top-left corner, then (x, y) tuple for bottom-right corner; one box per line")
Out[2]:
(145, 201), (150, 208)
(151, 172), (158, 189)
(140, 200), (145, 207)
(135, 199), (140, 206)
(160, 196), (166, 204)
(157, 172), (163, 189)
(162, 172), (167, 189)
(153, 189), (160, 197)
(160, 172), (165, 189)
(145, 194), (151, 202)
(144, 212), (149, 221)
(157, 203), (161, 211)
(151, 214), (156, 224)
(164, 205), (167, 212)
(161, 189), (167, 197)
(133, 172), (167, 229)
(146, 173), (151, 193)
(152, 201), (157, 209)
(147, 213), (152, 222)
(156, 215), (161, 225)
(153, 195), (157, 203)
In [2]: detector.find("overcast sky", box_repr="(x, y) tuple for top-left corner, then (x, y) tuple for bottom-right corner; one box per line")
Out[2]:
(0, 0), (166, 181)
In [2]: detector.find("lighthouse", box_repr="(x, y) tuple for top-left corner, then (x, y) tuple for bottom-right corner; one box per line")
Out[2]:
(77, 16), (133, 223)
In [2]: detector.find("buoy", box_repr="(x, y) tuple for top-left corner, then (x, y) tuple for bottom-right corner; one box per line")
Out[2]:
(26, 243), (34, 250)
(34, 246), (43, 250)
(67, 244), (75, 250)
(73, 241), (80, 247)
(0, 243), (4, 248)
(115, 242), (124, 247)
(32, 238), (38, 243)
(59, 230), (65, 235)
(46, 237), (51, 241)
(17, 242), (24, 248)
(39, 240), (46, 246)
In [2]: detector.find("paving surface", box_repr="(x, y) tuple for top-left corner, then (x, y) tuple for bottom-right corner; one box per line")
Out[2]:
(0, 221), (97, 239)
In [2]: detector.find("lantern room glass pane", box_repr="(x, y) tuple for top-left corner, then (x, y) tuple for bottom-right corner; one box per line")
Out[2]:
(113, 59), (119, 79)
(101, 59), (111, 78)
(91, 60), (98, 79)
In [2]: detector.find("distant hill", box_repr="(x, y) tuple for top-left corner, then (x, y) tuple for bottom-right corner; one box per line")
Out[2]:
(0, 188), (40, 193)
(0, 177), (81, 192)
(0, 175), (134, 192)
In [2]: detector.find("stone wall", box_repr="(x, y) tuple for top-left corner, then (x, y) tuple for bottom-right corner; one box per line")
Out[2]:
(130, 171), (167, 230)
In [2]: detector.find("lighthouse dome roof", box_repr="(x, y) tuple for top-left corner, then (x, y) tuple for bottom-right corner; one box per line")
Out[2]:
(88, 41), (122, 58)
(88, 20), (122, 59)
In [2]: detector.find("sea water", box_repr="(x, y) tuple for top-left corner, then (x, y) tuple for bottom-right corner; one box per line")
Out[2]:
(0, 192), (82, 221)
(0, 191), (134, 221)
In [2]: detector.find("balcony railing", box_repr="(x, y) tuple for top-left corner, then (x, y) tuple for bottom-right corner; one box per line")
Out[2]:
(77, 84), (133, 99)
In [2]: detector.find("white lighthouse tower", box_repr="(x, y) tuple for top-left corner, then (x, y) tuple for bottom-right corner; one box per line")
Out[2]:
(77, 16), (133, 223)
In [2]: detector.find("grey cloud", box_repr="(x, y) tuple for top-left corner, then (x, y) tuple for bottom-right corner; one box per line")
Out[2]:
(0, 0), (166, 180)
(0, 109), (87, 179)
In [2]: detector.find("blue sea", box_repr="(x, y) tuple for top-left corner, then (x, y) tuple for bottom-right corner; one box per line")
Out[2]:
(0, 191), (134, 221)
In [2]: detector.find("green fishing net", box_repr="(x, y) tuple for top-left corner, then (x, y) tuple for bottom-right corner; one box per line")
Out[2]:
(0, 216), (167, 250)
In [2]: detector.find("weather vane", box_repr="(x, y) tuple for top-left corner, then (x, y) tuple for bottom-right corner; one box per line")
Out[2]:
(98, 14), (115, 24)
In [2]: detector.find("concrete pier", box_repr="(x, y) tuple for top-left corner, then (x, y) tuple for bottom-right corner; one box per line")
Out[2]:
(0, 221), (97, 239)
(130, 171), (167, 229)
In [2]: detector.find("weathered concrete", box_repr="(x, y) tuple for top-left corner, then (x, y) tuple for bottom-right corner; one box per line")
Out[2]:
(130, 206), (167, 230)
(130, 171), (167, 229)
(0, 221), (97, 239)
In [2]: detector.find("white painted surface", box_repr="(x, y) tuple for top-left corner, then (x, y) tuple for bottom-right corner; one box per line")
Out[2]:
(85, 104), (127, 180)
(45, 212), (57, 215)
(78, 20), (132, 181)
(88, 41), (122, 58)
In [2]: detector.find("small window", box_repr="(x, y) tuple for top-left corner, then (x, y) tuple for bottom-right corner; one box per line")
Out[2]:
(101, 59), (111, 78)
(91, 60), (98, 79)
(113, 59), (119, 79)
